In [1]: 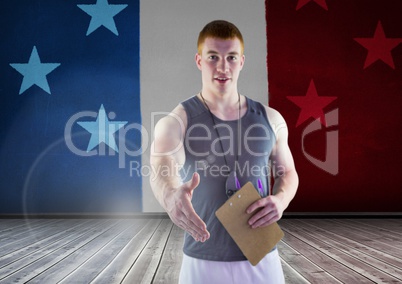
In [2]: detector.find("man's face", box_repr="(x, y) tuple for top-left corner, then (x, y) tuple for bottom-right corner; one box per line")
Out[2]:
(196, 37), (245, 95)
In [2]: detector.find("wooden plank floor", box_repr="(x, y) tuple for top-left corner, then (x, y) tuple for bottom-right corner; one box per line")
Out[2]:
(0, 218), (401, 283)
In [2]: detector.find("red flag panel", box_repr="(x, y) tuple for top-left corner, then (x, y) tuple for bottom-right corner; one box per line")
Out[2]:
(266, 0), (402, 212)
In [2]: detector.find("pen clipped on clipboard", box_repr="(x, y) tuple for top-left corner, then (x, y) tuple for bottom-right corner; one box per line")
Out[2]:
(215, 182), (284, 266)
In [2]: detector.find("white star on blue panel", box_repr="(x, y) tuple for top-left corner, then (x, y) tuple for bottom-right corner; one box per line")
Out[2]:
(9, 46), (60, 95)
(77, 104), (128, 152)
(78, 0), (128, 36)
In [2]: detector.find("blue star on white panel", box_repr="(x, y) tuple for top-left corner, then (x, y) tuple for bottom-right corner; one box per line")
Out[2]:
(9, 46), (60, 95)
(78, 0), (128, 36)
(77, 104), (128, 152)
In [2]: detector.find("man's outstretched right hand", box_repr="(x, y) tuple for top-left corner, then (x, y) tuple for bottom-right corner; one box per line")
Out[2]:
(164, 172), (210, 242)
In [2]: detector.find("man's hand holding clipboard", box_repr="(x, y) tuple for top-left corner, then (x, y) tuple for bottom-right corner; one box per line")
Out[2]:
(215, 182), (284, 266)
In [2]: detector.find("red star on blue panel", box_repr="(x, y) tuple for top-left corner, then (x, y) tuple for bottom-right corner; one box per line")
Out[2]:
(287, 80), (337, 127)
(296, 0), (328, 10)
(354, 21), (402, 69)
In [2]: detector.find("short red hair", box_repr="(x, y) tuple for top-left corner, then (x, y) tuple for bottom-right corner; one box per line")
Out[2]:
(197, 20), (244, 55)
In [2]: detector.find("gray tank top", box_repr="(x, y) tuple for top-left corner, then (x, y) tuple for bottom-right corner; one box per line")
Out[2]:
(181, 95), (276, 261)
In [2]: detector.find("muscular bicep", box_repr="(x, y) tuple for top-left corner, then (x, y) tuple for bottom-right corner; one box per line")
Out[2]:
(271, 128), (296, 179)
(266, 107), (296, 178)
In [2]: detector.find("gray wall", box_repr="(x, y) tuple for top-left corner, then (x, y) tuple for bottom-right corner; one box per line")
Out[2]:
(141, 0), (268, 212)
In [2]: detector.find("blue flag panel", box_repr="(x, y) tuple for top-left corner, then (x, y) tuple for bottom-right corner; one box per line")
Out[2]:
(0, 0), (142, 214)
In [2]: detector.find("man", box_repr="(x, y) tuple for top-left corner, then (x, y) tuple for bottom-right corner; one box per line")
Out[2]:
(150, 20), (298, 283)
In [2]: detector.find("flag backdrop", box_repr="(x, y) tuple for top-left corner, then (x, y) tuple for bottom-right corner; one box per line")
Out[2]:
(0, 0), (142, 214)
(2, 0), (400, 214)
(267, 0), (402, 212)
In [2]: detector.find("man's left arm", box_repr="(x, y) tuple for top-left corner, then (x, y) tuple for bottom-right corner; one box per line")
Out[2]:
(247, 107), (299, 228)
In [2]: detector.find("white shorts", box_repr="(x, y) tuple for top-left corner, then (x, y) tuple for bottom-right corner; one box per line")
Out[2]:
(179, 249), (285, 284)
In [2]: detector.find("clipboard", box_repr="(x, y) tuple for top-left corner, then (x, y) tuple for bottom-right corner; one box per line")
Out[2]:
(215, 182), (284, 266)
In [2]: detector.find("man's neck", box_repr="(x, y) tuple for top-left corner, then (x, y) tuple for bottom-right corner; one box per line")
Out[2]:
(198, 89), (245, 120)
(199, 89), (238, 109)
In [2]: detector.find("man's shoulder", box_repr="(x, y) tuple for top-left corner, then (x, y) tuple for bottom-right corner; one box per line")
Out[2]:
(154, 104), (188, 138)
(171, 104), (188, 126)
(261, 104), (288, 138)
(246, 97), (282, 116)
(265, 106), (284, 121)
(249, 99), (284, 123)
